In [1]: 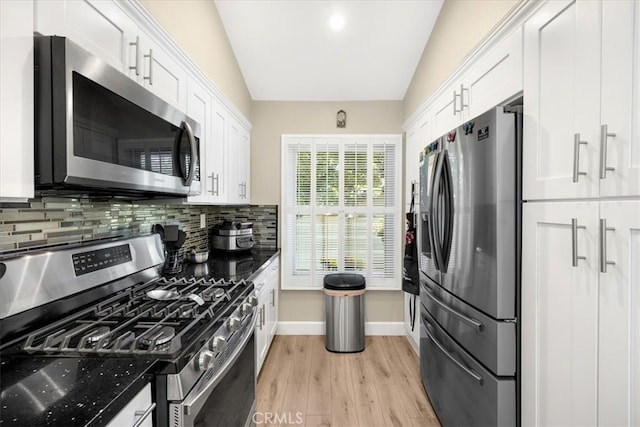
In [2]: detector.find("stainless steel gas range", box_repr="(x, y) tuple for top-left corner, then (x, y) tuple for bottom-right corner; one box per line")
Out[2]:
(0, 234), (258, 427)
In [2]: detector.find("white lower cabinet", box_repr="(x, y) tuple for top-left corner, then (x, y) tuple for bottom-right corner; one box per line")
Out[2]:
(255, 256), (279, 376)
(106, 383), (153, 427)
(522, 200), (640, 426)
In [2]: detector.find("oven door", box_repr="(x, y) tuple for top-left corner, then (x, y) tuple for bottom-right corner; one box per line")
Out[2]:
(170, 313), (257, 427)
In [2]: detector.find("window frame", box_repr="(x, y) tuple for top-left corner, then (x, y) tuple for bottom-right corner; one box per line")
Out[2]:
(281, 134), (403, 290)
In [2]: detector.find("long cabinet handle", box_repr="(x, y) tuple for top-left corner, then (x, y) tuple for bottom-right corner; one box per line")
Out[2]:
(143, 48), (153, 85)
(214, 174), (220, 196)
(270, 289), (275, 307)
(599, 124), (616, 179)
(129, 36), (140, 76)
(571, 218), (587, 267)
(452, 90), (459, 115)
(424, 287), (484, 331)
(208, 173), (215, 194)
(132, 402), (156, 427)
(459, 84), (468, 110)
(424, 320), (483, 385)
(572, 133), (588, 183)
(599, 218), (616, 273)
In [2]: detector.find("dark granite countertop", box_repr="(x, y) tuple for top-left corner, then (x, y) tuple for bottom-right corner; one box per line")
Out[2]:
(0, 248), (279, 426)
(0, 357), (154, 427)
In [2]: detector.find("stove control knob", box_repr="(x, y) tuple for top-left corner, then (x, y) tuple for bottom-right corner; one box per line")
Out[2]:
(210, 336), (228, 354)
(246, 296), (258, 307)
(197, 350), (215, 371)
(227, 317), (242, 332)
(240, 303), (253, 316)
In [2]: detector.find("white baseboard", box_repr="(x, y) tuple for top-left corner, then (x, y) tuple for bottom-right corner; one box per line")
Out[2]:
(276, 321), (404, 336)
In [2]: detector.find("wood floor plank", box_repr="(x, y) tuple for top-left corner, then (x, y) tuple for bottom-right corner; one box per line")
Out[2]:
(258, 336), (441, 427)
(330, 352), (359, 426)
(289, 336), (314, 384)
(364, 336), (394, 385)
(305, 415), (332, 427)
(306, 335), (332, 416)
(278, 382), (309, 427)
(374, 383), (414, 427)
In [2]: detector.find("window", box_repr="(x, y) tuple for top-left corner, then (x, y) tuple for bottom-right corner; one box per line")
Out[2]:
(281, 135), (402, 289)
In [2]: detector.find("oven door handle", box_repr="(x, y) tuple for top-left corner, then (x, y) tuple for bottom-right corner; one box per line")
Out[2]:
(181, 310), (257, 417)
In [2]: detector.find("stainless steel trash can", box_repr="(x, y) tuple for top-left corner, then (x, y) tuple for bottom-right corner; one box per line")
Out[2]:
(323, 273), (365, 353)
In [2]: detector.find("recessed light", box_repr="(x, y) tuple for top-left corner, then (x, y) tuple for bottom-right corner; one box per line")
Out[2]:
(329, 14), (346, 32)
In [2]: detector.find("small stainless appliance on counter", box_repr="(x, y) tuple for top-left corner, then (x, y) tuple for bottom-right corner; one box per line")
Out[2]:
(211, 220), (255, 252)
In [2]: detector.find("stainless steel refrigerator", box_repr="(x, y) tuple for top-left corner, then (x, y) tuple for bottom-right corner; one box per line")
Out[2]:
(417, 105), (521, 426)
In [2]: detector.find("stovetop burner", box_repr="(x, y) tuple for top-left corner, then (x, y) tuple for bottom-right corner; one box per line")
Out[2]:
(18, 276), (253, 360)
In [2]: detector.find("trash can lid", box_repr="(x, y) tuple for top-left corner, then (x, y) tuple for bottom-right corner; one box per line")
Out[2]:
(323, 273), (366, 291)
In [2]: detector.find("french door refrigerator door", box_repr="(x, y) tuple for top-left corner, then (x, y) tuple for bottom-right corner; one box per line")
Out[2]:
(417, 139), (442, 286)
(439, 107), (518, 320)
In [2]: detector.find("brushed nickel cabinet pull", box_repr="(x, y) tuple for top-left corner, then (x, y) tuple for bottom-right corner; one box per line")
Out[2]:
(143, 49), (153, 85)
(599, 218), (616, 273)
(572, 133), (588, 183)
(599, 124), (616, 179)
(571, 218), (587, 267)
(129, 36), (140, 76)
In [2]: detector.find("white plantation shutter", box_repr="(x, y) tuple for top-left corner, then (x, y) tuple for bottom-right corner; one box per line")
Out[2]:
(281, 134), (402, 289)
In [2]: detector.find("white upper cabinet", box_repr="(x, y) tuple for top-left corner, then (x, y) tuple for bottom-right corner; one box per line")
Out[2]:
(35, 0), (187, 112)
(430, 26), (523, 139)
(34, 0), (137, 73)
(184, 77), (211, 204)
(465, 27), (523, 119)
(227, 118), (251, 204)
(523, 0), (640, 200)
(404, 123), (419, 209)
(599, 1), (640, 198)
(135, 30), (187, 112)
(0, 0), (34, 200)
(207, 99), (229, 203)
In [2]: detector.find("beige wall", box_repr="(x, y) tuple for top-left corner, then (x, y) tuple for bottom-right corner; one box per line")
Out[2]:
(139, 0), (252, 120)
(403, 0), (518, 120)
(251, 101), (405, 322)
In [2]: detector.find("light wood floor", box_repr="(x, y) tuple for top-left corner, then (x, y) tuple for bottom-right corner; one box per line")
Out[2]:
(256, 335), (441, 427)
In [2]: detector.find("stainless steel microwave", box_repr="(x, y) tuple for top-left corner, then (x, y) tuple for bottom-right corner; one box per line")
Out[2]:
(34, 35), (201, 197)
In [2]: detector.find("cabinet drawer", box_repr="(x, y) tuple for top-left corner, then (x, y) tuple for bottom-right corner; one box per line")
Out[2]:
(106, 383), (153, 427)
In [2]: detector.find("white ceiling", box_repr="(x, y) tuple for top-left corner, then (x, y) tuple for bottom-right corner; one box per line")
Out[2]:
(215, 0), (444, 101)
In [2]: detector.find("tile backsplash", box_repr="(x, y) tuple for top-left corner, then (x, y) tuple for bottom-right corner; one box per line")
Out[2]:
(0, 198), (277, 255)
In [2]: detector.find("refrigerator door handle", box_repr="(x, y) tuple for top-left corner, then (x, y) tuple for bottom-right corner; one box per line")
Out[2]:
(423, 287), (484, 331)
(441, 150), (454, 272)
(424, 319), (484, 385)
(428, 152), (444, 271)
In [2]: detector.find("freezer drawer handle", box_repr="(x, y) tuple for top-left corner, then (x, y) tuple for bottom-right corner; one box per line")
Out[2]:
(424, 322), (483, 385)
(424, 288), (484, 331)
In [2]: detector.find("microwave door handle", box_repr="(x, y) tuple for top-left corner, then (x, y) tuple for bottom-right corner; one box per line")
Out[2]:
(182, 121), (197, 187)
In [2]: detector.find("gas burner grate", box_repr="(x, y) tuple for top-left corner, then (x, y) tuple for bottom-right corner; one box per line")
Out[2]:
(21, 277), (253, 358)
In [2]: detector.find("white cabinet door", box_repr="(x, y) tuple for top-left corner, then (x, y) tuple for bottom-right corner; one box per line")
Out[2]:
(185, 78), (211, 204)
(207, 99), (229, 203)
(34, 0), (137, 74)
(255, 278), (268, 375)
(598, 201), (640, 426)
(599, 1), (640, 198)
(265, 258), (279, 342)
(523, 0), (601, 200)
(522, 201), (599, 427)
(138, 31), (187, 112)
(404, 123), (419, 209)
(227, 118), (250, 204)
(431, 82), (463, 138)
(105, 383), (153, 427)
(465, 26), (523, 119)
(0, 0), (33, 200)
